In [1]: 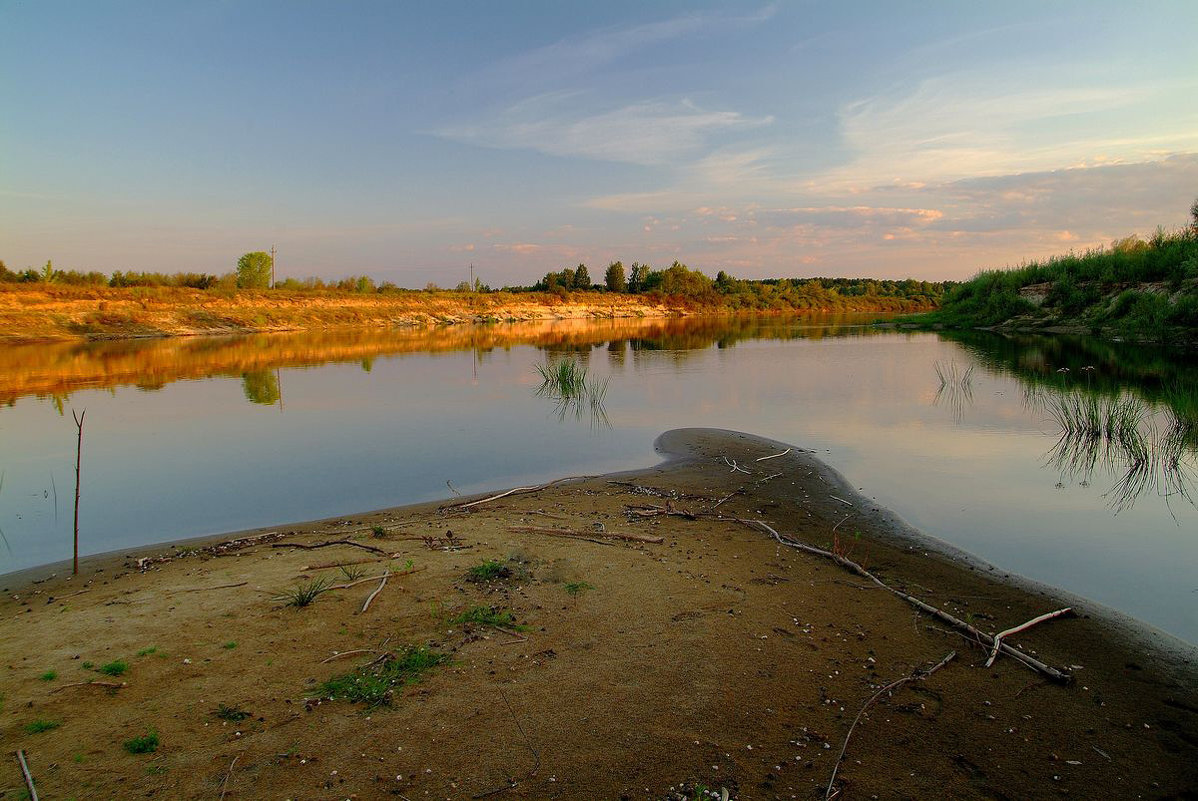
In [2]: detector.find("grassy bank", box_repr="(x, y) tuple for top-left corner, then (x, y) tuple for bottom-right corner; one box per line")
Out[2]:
(916, 216), (1198, 343)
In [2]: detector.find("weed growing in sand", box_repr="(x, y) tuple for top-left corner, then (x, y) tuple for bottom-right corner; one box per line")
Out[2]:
(223, 641), (237, 650)
(318, 646), (449, 707)
(466, 559), (510, 583)
(450, 605), (526, 631)
(564, 581), (594, 598)
(276, 577), (330, 608)
(339, 564), (366, 581)
(24, 719), (61, 734)
(99, 660), (128, 676)
(39, 670), (58, 682)
(81, 661), (94, 670)
(124, 730), (159, 754)
(136, 647), (157, 657)
(214, 704), (250, 722)
(370, 525), (387, 538)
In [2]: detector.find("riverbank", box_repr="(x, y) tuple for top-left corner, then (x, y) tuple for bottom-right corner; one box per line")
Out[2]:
(2, 429), (1194, 799)
(0, 284), (938, 344)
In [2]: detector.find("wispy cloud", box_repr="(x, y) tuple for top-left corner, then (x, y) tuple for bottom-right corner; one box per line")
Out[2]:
(439, 99), (772, 166)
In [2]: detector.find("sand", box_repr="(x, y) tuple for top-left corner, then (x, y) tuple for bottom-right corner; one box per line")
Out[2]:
(1, 429), (1195, 800)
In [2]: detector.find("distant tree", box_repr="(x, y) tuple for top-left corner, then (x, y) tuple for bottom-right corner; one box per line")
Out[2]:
(1191, 197), (1198, 230)
(627, 262), (650, 293)
(41, 260), (56, 283)
(573, 263), (591, 289)
(454, 280), (472, 292)
(604, 261), (626, 292)
(236, 252), (272, 289)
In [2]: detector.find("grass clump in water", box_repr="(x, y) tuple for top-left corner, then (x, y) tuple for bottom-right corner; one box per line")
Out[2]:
(318, 646), (448, 707)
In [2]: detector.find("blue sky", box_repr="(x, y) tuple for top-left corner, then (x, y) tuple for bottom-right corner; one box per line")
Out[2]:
(3, 1), (1196, 287)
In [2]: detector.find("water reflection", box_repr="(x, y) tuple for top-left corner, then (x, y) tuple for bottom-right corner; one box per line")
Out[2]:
(0, 314), (888, 407)
(534, 357), (611, 429)
(941, 331), (1198, 514)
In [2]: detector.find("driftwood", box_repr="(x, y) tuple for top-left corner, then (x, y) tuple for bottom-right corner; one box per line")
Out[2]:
(625, 503), (696, 520)
(826, 651), (956, 800)
(442, 475), (595, 511)
(507, 525), (663, 545)
(16, 749), (38, 801)
(271, 539), (387, 555)
(320, 648), (385, 664)
(50, 680), (125, 693)
(984, 607), (1075, 667)
(746, 519), (1072, 683)
(361, 570), (389, 613)
(755, 447), (792, 461)
(299, 556), (382, 571)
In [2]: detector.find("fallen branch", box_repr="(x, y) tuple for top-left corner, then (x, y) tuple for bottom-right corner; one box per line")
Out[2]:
(472, 689), (539, 798)
(361, 570), (390, 613)
(16, 749), (38, 801)
(50, 680), (125, 693)
(828, 495), (853, 507)
(443, 476), (595, 511)
(755, 447), (792, 462)
(299, 556), (382, 571)
(984, 607), (1075, 668)
(320, 649), (385, 664)
(722, 456), (750, 474)
(747, 519), (1072, 683)
(171, 581), (248, 593)
(508, 525), (663, 545)
(271, 539), (387, 555)
(625, 503), (696, 521)
(826, 651), (956, 800)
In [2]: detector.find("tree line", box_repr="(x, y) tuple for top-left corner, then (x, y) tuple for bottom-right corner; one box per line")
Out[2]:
(0, 252), (951, 309)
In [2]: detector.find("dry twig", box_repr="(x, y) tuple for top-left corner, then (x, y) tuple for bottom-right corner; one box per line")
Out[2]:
(271, 539), (387, 555)
(984, 607), (1075, 667)
(171, 581), (248, 593)
(361, 570), (390, 613)
(826, 651), (956, 799)
(508, 525), (662, 544)
(755, 447), (792, 461)
(443, 476), (595, 511)
(16, 749), (38, 801)
(219, 753), (240, 801)
(50, 680), (125, 693)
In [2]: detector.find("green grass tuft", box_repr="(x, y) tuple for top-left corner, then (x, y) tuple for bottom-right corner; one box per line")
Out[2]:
(275, 577), (330, 608)
(24, 719), (61, 734)
(466, 559), (510, 582)
(98, 660), (128, 676)
(39, 670), (58, 682)
(318, 646), (449, 707)
(564, 581), (594, 598)
(449, 605), (526, 630)
(124, 730), (159, 754)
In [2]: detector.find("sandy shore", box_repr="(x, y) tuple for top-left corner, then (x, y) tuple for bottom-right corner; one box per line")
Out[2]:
(2, 429), (1195, 799)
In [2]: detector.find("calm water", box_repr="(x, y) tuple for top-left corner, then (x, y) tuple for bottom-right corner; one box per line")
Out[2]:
(1, 316), (1195, 643)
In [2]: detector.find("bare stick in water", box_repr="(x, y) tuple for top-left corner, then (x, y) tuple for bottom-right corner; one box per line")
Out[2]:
(72, 409), (86, 575)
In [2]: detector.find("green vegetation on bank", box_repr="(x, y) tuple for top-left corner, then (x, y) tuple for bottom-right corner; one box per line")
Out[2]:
(0, 254), (949, 312)
(922, 200), (1198, 342)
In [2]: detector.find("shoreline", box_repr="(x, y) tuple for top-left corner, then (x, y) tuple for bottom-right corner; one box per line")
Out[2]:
(3, 429), (1195, 798)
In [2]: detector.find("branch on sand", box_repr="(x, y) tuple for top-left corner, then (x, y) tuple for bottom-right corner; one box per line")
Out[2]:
(507, 525), (663, 545)
(271, 539), (388, 555)
(441, 476), (596, 511)
(744, 519), (1073, 684)
(826, 651), (956, 800)
(985, 607), (1075, 668)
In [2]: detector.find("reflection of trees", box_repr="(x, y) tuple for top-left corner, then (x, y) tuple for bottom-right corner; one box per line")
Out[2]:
(241, 370), (281, 405)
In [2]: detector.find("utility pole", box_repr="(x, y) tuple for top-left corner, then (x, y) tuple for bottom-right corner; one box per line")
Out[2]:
(270, 245), (276, 289)
(469, 262), (474, 292)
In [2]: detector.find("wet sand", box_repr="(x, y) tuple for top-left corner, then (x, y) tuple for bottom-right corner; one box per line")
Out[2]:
(2, 429), (1195, 799)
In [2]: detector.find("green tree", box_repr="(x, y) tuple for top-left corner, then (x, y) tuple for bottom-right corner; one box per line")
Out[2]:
(236, 252), (272, 289)
(573, 263), (591, 289)
(604, 261), (626, 292)
(41, 260), (56, 283)
(628, 262), (650, 293)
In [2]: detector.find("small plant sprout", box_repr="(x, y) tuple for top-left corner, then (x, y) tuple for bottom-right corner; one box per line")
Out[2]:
(99, 660), (128, 677)
(223, 641), (237, 650)
(25, 719), (61, 734)
(564, 581), (594, 598)
(39, 670), (58, 682)
(214, 704), (250, 722)
(136, 646), (157, 657)
(370, 525), (387, 538)
(124, 730), (159, 754)
(466, 559), (510, 583)
(275, 577), (330, 608)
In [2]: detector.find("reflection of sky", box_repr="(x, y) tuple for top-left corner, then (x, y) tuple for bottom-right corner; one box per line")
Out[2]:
(0, 324), (1194, 644)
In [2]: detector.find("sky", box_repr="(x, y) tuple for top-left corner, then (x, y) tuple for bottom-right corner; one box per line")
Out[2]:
(2, 1), (1197, 287)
